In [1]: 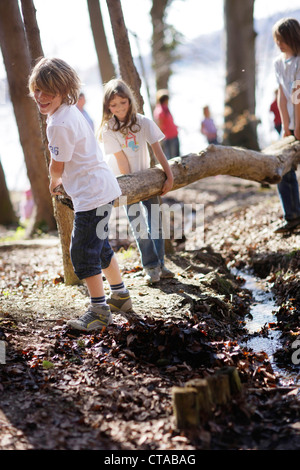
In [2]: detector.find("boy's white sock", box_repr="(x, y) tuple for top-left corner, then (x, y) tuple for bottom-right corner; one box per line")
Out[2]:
(91, 295), (107, 306)
(110, 282), (127, 294)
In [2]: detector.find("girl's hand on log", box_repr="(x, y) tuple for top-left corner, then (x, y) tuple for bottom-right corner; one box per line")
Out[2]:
(161, 175), (174, 196)
(294, 127), (300, 141)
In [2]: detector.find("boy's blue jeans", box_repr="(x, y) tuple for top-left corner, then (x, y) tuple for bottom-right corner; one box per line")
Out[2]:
(70, 203), (114, 280)
(126, 196), (165, 269)
(277, 169), (300, 221)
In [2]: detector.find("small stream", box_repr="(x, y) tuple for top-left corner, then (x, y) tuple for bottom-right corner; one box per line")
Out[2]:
(236, 270), (300, 388)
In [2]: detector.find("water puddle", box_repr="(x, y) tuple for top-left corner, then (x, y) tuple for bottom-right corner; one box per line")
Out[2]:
(236, 270), (300, 388)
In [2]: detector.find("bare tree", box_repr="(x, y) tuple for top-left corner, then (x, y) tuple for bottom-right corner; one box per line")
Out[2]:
(20, 0), (80, 285)
(87, 0), (116, 84)
(106, 0), (144, 112)
(150, 0), (180, 90)
(0, 0), (56, 231)
(223, 0), (259, 150)
(0, 159), (18, 225)
(20, 0), (43, 64)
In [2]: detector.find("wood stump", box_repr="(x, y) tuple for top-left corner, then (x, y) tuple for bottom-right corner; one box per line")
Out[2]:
(172, 366), (242, 429)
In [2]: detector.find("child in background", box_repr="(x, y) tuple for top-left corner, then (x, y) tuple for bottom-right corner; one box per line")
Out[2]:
(28, 57), (132, 331)
(98, 78), (174, 285)
(269, 89), (282, 135)
(272, 18), (300, 233)
(153, 89), (180, 160)
(200, 105), (218, 145)
(76, 92), (94, 131)
(20, 188), (34, 223)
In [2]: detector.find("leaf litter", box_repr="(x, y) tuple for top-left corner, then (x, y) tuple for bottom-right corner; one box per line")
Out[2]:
(0, 176), (300, 450)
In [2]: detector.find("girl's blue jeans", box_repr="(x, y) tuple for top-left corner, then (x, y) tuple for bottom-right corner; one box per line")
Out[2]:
(126, 196), (165, 269)
(277, 169), (300, 221)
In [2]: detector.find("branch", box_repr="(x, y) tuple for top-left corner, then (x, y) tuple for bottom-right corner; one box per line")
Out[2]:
(54, 136), (300, 210)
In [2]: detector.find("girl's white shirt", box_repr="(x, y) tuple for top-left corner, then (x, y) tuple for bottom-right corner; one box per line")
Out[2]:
(47, 103), (121, 212)
(274, 53), (300, 129)
(102, 113), (165, 176)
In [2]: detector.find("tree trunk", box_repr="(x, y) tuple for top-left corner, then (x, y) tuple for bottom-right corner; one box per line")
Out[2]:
(54, 203), (81, 285)
(20, 0), (43, 65)
(20, 0), (80, 285)
(223, 0), (259, 150)
(0, 0), (56, 232)
(87, 0), (116, 84)
(0, 159), (18, 225)
(106, 0), (144, 112)
(150, 0), (172, 90)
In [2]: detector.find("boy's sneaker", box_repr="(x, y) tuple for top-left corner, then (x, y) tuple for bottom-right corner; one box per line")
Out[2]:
(67, 304), (112, 332)
(160, 266), (175, 279)
(144, 266), (161, 284)
(107, 290), (133, 312)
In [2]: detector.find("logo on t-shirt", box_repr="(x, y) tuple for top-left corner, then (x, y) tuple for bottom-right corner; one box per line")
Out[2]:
(49, 145), (59, 156)
(122, 131), (139, 152)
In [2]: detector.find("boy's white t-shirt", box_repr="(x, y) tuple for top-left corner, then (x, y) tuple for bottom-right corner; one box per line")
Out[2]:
(274, 54), (300, 130)
(47, 104), (121, 212)
(102, 113), (165, 176)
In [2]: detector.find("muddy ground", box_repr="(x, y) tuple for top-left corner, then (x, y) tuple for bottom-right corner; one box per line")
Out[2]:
(0, 175), (299, 451)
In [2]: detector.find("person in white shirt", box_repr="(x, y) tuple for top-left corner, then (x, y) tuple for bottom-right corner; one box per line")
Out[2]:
(28, 57), (132, 331)
(272, 18), (300, 233)
(98, 78), (174, 284)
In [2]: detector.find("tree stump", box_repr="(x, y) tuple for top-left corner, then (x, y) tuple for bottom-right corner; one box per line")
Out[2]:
(207, 373), (231, 405)
(172, 386), (199, 428)
(217, 366), (242, 395)
(185, 378), (214, 417)
(172, 367), (242, 429)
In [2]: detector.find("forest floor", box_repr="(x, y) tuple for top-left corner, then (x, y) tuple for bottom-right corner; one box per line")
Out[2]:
(0, 175), (300, 452)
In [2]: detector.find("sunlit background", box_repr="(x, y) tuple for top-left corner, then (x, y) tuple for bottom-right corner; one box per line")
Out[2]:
(0, 0), (300, 191)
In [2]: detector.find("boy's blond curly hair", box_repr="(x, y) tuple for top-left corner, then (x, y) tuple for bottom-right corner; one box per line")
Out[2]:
(28, 57), (81, 105)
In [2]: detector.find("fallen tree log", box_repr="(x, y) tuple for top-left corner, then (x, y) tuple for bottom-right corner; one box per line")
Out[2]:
(116, 135), (300, 206)
(55, 135), (300, 210)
